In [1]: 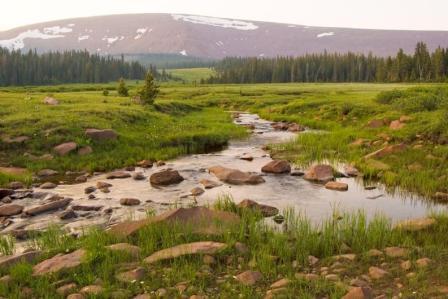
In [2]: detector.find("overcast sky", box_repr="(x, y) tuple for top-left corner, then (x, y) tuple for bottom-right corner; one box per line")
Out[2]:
(1, 0), (447, 31)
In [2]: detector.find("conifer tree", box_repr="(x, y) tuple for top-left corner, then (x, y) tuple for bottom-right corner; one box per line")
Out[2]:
(138, 71), (159, 105)
(117, 78), (129, 97)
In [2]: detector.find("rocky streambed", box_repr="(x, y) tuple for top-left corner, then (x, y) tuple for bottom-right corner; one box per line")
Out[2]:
(1, 113), (447, 242)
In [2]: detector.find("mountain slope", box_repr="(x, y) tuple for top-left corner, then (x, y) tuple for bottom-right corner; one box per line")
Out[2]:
(1, 13), (448, 58)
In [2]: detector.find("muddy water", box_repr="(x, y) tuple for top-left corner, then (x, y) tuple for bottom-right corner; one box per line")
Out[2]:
(9, 113), (447, 235)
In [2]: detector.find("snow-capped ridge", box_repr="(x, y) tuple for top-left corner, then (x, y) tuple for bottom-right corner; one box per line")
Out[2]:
(172, 14), (258, 31)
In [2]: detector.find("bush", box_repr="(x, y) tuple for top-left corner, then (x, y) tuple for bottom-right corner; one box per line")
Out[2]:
(102, 89), (109, 96)
(117, 78), (129, 97)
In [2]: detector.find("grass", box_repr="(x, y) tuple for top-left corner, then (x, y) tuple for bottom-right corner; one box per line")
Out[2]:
(166, 68), (216, 83)
(0, 196), (447, 297)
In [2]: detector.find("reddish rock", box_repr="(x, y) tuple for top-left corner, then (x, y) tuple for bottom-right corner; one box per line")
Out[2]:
(0, 251), (41, 269)
(342, 287), (373, 299)
(261, 160), (291, 174)
(53, 142), (77, 156)
(209, 166), (265, 185)
(137, 160), (153, 168)
(0, 204), (24, 216)
(389, 120), (405, 130)
(106, 171), (131, 179)
(106, 243), (141, 258)
(33, 249), (86, 275)
(240, 154), (254, 161)
(78, 146), (93, 156)
(120, 198), (141, 206)
(367, 119), (385, 128)
(190, 187), (205, 196)
(364, 143), (407, 159)
(85, 128), (117, 141)
(40, 182), (57, 189)
(150, 169), (184, 186)
(25, 198), (72, 216)
(237, 199), (279, 217)
(325, 181), (349, 191)
(0, 189), (14, 200)
(235, 270), (263, 285)
(96, 181), (112, 189)
(395, 217), (436, 231)
(304, 164), (334, 183)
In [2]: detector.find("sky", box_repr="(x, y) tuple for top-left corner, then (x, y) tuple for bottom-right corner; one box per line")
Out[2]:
(1, 0), (447, 31)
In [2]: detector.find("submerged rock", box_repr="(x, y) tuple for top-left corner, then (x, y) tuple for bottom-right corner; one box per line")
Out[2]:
(144, 241), (227, 264)
(25, 198), (72, 216)
(106, 171), (131, 179)
(209, 166), (265, 185)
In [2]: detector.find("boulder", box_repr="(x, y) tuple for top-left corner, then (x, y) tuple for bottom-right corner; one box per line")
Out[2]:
(2, 135), (29, 144)
(368, 266), (388, 279)
(342, 287), (373, 299)
(261, 160), (291, 174)
(0, 204), (24, 216)
(67, 294), (85, 299)
(0, 250), (41, 269)
(209, 166), (265, 185)
(33, 249), (86, 275)
(108, 206), (240, 237)
(40, 182), (57, 189)
(84, 186), (96, 194)
(78, 146), (93, 156)
(85, 128), (117, 141)
(270, 278), (290, 289)
(106, 171), (131, 179)
(271, 122), (289, 131)
(25, 198), (72, 216)
(59, 209), (77, 220)
(116, 267), (146, 283)
(132, 172), (146, 180)
(364, 143), (407, 160)
(106, 243), (141, 258)
(395, 217), (436, 231)
(120, 198), (141, 206)
(137, 160), (153, 168)
(144, 241), (227, 264)
(190, 187), (205, 196)
(37, 169), (58, 177)
(53, 142), (77, 156)
(80, 285), (103, 295)
(150, 169), (184, 186)
(235, 270), (263, 286)
(237, 199), (279, 217)
(389, 120), (405, 130)
(0, 189), (14, 200)
(43, 97), (59, 105)
(199, 179), (221, 189)
(325, 181), (349, 191)
(304, 165), (334, 183)
(75, 175), (88, 183)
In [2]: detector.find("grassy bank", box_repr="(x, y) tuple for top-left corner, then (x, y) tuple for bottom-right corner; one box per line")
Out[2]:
(0, 198), (447, 298)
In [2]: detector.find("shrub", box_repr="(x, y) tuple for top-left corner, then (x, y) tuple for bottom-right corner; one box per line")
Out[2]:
(117, 78), (129, 97)
(102, 89), (109, 96)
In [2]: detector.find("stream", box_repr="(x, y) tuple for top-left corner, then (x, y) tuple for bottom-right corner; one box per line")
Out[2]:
(5, 113), (447, 236)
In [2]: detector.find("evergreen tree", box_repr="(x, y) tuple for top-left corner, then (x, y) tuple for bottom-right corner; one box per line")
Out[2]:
(138, 71), (159, 105)
(117, 78), (129, 97)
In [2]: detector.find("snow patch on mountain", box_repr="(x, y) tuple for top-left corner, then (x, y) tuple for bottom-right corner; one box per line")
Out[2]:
(216, 41), (224, 47)
(102, 36), (124, 46)
(78, 35), (89, 42)
(43, 26), (73, 34)
(180, 50), (188, 56)
(0, 29), (65, 50)
(67, 24), (75, 27)
(317, 32), (335, 38)
(172, 14), (258, 31)
(134, 28), (152, 40)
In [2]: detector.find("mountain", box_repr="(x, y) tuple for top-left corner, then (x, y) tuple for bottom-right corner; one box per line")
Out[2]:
(1, 13), (448, 59)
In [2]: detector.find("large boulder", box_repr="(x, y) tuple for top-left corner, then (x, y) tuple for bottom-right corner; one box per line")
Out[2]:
(53, 142), (77, 156)
(0, 204), (24, 216)
(33, 249), (86, 275)
(85, 128), (118, 141)
(150, 169), (184, 186)
(144, 241), (227, 264)
(25, 198), (72, 216)
(304, 165), (334, 183)
(209, 166), (265, 185)
(261, 160), (291, 174)
(108, 206), (240, 237)
(364, 143), (407, 159)
(237, 199), (279, 217)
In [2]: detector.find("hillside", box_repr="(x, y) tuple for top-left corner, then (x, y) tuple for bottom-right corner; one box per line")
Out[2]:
(1, 13), (448, 58)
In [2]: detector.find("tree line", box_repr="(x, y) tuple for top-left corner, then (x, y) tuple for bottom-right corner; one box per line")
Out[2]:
(0, 48), (150, 86)
(206, 42), (448, 84)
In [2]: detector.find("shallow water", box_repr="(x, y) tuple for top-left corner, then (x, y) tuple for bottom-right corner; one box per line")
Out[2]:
(10, 113), (447, 234)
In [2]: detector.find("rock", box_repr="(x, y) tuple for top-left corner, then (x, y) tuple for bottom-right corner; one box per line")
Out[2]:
(132, 172), (146, 180)
(53, 142), (77, 156)
(342, 287), (373, 299)
(334, 254), (357, 261)
(155, 288), (167, 297)
(37, 169), (58, 177)
(144, 241), (227, 264)
(43, 96), (59, 105)
(75, 175), (88, 183)
(120, 198), (141, 206)
(2, 135), (30, 144)
(240, 154), (254, 161)
(85, 128), (117, 141)
(203, 255), (216, 265)
(434, 192), (448, 201)
(288, 123), (305, 132)
(261, 160), (291, 174)
(364, 143), (407, 159)
(107, 243), (141, 258)
(344, 165), (360, 177)
(235, 270), (263, 285)
(0, 204), (24, 216)
(56, 283), (77, 296)
(199, 179), (221, 189)
(0, 250), (41, 269)
(325, 274), (340, 281)
(25, 198), (72, 216)
(108, 207), (240, 237)
(116, 267), (146, 283)
(325, 181), (349, 191)
(8, 181), (24, 190)
(59, 209), (77, 220)
(235, 242), (249, 254)
(190, 187), (205, 196)
(401, 260), (411, 271)
(150, 169), (184, 186)
(389, 120), (405, 130)
(106, 171), (131, 179)
(72, 205), (103, 211)
(237, 199), (279, 217)
(0, 189), (14, 200)
(95, 181), (111, 189)
(304, 164), (334, 183)
(80, 285), (103, 295)
(78, 146), (93, 156)
(384, 247), (408, 258)
(67, 294), (85, 299)
(209, 166), (265, 185)
(395, 217), (436, 231)
(400, 115), (412, 123)
(367, 119), (386, 128)
(33, 249), (86, 275)
(416, 257), (431, 268)
(40, 182), (57, 189)
(84, 186), (96, 194)
(367, 249), (383, 257)
(368, 266), (389, 279)
(137, 160), (153, 168)
(270, 278), (290, 289)
(125, 166), (135, 171)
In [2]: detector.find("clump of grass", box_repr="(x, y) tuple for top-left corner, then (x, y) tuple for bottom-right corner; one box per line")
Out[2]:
(0, 235), (15, 256)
